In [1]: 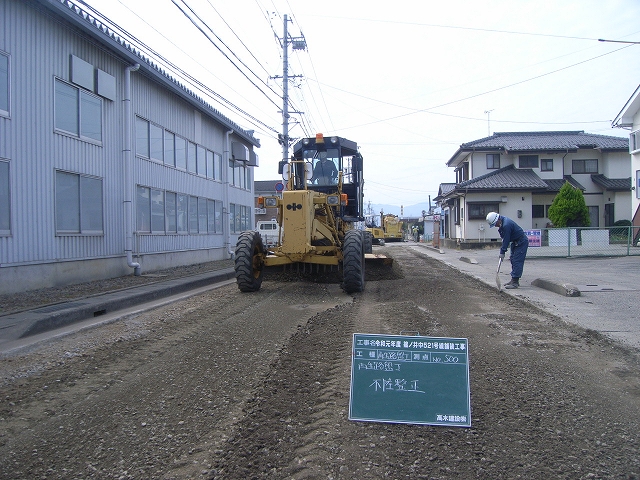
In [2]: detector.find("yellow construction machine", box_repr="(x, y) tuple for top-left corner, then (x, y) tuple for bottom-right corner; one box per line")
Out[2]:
(235, 133), (377, 293)
(381, 214), (404, 242)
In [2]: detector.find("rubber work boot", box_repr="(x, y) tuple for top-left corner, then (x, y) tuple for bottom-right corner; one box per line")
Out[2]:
(504, 278), (520, 289)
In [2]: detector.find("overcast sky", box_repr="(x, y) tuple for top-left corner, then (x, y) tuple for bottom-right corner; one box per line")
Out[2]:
(84, 0), (640, 208)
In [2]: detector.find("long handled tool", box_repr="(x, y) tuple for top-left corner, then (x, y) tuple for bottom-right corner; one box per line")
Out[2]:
(496, 257), (503, 291)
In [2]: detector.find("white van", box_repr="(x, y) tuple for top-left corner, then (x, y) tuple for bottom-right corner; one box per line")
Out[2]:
(256, 220), (281, 247)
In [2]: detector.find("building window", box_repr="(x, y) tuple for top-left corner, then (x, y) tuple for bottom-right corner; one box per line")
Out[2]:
(135, 186), (165, 233)
(214, 153), (222, 180)
(177, 193), (188, 233)
(151, 188), (165, 233)
(175, 136), (187, 170)
(149, 123), (163, 162)
(215, 200), (223, 232)
(197, 145), (206, 177)
(631, 130), (640, 153)
(0, 51), (9, 117)
(467, 202), (499, 220)
(541, 159), (553, 171)
(198, 197), (208, 232)
(518, 155), (538, 168)
(532, 204), (545, 218)
(207, 200), (216, 233)
(187, 142), (197, 173)
(0, 160), (10, 234)
(166, 191), (177, 233)
(229, 203), (250, 232)
(206, 150), (214, 179)
(164, 131), (175, 167)
(136, 186), (150, 233)
(54, 79), (102, 142)
(55, 171), (103, 234)
(572, 159), (598, 174)
(189, 195), (199, 233)
(486, 154), (500, 169)
(138, 187), (220, 235)
(135, 117), (149, 158)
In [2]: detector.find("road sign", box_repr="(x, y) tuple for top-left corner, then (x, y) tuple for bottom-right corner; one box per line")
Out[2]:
(275, 182), (284, 192)
(349, 333), (471, 427)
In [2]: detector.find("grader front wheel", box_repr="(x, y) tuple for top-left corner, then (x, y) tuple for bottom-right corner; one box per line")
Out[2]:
(342, 229), (365, 293)
(235, 231), (265, 292)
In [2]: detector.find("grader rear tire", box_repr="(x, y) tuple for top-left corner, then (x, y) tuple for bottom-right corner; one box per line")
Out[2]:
(363, 230), (373, 254)
(342, 229), (365, 293)
(235, 231), (265, 292)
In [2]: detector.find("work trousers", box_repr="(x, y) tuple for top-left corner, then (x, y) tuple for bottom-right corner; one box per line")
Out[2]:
(509, 236), (529, 279)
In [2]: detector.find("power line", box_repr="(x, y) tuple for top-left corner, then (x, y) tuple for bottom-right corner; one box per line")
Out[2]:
(81, 0), (280, 135)
(337, 44), (633, 131)
(174, 0), (282, 111)
(306, 15), (608, 42)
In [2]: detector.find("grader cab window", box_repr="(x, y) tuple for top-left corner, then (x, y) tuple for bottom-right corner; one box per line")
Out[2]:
(307, 148), (339, 186)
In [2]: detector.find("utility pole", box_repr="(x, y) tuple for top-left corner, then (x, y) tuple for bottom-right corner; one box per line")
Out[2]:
(277, 15), (306, 164)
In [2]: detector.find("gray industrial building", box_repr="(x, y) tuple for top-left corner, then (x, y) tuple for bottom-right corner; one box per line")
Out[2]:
(0, 0), (260, 294)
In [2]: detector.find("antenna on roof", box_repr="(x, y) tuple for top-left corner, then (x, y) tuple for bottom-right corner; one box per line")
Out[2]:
(484, 109), (494, 137)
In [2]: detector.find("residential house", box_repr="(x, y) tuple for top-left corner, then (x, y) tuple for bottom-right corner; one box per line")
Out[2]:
(437, 131), (630, 249)
(612, 84), (640, 243)
(0, 0), (260, 294)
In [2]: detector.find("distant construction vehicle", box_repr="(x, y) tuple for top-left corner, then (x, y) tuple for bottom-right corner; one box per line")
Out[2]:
(381, 214), (404, 242)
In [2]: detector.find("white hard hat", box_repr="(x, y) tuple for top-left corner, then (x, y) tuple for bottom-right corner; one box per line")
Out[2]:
(486, 212), (499, 227)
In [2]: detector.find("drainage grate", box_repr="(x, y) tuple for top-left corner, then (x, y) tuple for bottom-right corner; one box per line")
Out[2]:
(33, 302), (88, 313)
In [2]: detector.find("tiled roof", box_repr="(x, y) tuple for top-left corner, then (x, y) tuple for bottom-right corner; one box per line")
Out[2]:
(543, 176), (585, 192)
(434, 183), (455, 202)
(456, 165), (548, 191)
(461, 131), (628, 151)
(448, 131), (629, 166)
(590, 174), (632, 191)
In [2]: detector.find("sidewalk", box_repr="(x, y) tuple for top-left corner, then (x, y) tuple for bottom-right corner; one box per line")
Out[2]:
(409, 243), (640, 351)
(0, 268), (235, 351)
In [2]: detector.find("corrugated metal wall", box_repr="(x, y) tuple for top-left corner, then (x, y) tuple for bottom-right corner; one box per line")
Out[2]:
(0, 0), (256, 284)
(0, 0), (127, 265)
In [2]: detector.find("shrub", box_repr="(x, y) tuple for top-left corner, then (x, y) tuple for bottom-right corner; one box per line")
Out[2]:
(548, 182), (590, 227)
(610, 219), (631, 240)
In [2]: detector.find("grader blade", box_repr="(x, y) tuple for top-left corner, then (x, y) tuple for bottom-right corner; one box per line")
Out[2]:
(365, 253), (393, 266)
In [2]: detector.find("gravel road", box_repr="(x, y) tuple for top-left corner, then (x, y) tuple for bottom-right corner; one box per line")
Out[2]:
(1, 245), (639, 479)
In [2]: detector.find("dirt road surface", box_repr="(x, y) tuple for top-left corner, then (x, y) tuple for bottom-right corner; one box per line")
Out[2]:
(1, 245), (639, 479)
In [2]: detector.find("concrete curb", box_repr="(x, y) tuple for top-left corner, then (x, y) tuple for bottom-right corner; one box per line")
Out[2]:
(459, 256), (478, 264)
(531, 278), (581, 297)
(0, 268), (235, 340)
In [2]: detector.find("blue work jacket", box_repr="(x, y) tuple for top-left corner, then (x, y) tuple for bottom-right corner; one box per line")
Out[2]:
(498, 216), (526, 255)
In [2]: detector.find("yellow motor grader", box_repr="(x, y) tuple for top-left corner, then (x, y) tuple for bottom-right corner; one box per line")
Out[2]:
(235, 133), (376, 293)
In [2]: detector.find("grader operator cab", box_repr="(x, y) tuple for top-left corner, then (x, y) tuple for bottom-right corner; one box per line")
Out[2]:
(235, 133), (373, 293)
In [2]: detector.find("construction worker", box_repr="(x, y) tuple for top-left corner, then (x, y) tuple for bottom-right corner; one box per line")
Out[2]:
(310, 152), (338, 185)
(486, 212), (529, 289)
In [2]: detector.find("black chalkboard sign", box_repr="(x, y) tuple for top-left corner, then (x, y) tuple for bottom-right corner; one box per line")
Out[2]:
(349, 333), (471, 427)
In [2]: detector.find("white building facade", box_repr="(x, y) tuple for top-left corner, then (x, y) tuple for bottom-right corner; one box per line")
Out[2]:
(613, 84), (640, 237)
(0, 0), (260, 294)
(437, 131), (630, 247)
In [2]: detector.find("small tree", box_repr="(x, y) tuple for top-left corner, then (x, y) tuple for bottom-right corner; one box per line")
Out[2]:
(548, 182), (590, 227)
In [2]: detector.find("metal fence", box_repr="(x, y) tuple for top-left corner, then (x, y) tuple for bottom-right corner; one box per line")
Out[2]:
(525, 226), (640, 258)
